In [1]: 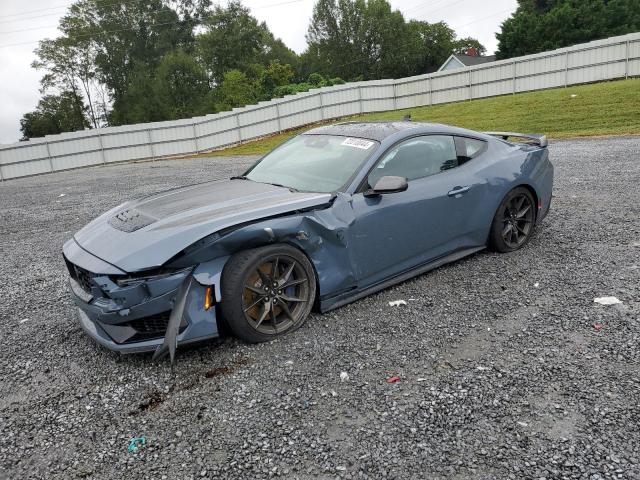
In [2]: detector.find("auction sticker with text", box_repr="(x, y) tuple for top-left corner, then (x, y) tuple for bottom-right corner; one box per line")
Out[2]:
(341, 138), (375, 149)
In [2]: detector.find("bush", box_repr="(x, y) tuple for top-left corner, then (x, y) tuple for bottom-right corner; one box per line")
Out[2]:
(307, 72), (325, 86)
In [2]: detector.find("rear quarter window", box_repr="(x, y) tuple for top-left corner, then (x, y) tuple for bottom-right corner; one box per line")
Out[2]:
(455, 137), (487, 164)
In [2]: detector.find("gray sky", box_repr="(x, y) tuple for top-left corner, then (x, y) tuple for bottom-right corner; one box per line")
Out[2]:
(0, 0), (517, 144)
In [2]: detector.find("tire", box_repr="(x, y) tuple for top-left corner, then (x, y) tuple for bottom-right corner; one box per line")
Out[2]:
(488, 187), (537, 253)
(220, 244), (317, 343)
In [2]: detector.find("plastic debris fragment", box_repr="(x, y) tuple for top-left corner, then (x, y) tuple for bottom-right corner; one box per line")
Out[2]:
(388, 300), (407, 307)
(127, 437), (146, 453)
(340, 371), (349, 382)
(594, 323), (604, 331)
(594, 296), (622, 305)
(386, 376), (401, 383)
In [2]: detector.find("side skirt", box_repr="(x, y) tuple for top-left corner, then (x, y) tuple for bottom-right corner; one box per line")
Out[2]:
(319, 246), (485, 312)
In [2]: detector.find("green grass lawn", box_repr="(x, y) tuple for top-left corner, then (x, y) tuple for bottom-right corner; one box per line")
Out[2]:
(195, 78), (640, 157)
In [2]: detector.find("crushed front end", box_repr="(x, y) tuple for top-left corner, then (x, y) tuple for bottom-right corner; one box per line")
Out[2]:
(62, 238), (220, 353)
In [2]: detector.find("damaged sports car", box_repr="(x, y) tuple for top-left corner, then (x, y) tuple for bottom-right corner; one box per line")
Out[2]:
(63, 121), (553, 361)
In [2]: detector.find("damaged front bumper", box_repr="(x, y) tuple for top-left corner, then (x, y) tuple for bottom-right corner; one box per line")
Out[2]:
(63, 239), (221, 354)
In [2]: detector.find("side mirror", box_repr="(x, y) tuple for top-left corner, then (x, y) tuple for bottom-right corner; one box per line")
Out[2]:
(364, 176), (408, 197)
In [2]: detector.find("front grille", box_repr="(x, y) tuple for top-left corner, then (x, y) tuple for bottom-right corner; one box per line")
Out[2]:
(124, 311), (187, 343)
(128, 312), (171, 334)
(64, 257), (95, 294)
(74, 266), (94, 293)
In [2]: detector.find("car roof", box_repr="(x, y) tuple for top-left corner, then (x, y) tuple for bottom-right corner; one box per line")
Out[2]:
(304, 121), (421, 142)
(304, 121), (482, 142)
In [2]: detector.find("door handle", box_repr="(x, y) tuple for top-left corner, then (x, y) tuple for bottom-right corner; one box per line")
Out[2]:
(447, 185), (470, 197)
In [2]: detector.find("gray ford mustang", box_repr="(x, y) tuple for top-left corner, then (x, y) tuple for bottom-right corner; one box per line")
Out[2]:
(63, 121), (553, 362)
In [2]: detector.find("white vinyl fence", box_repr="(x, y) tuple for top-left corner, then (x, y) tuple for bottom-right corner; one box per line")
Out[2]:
(1, 32), (639, 180)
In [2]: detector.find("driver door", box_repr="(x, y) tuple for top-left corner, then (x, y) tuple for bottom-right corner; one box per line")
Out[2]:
(347, 135), (484, 288)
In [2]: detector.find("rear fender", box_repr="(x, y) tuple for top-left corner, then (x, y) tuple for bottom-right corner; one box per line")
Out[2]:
(518, 147), (553, 220)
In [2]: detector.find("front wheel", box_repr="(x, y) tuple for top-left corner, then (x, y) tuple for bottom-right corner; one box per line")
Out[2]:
(220, 244), (316, 343)
(488, 187), (536, 252)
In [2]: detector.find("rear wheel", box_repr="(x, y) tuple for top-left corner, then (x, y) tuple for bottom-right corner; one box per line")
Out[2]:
(220, 244), (316, 343)
(489, 187), (536, 252)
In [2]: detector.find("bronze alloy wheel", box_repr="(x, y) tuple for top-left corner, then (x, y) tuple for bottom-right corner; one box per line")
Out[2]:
(241, 255), (311, 335)
(221, 244), (317, 343)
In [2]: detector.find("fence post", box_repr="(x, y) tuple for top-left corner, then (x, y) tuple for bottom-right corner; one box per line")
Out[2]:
(428, 76), (432, 106)
(235, 114), (243, 142)
(357, 86), (363, 114)
(318, 92), (325, 120)
(393, 83), (398, 110)
(512, 61), (516, 94)
(45, 140), (54, 172)
(275, 104), (282, 133)
(625, 40), (630, 78)
(192, 121), (199, 154)
(97, 129), (106, 164)
(468, 69), (472, 101)
(0, 162), (4, 181)
(146, 129), (155, 161)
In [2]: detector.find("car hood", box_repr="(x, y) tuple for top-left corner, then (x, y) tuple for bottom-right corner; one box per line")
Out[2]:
(73, 179), (332, 272)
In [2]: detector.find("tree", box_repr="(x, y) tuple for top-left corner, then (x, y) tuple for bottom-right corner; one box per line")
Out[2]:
(54, 0), (209, 124)
(306, 0), (388, 80)
(108, 64), (161, 125)
(33, 36), (100, 128)
(20, 92), (90, 140)
(403, 21), (469, 75)
(497, 0), (640, 59)
(305, 0), (485, 80)
(256, 60), (295, 99)
(261, 32), (299, 70)
(453, 38), (487, 55)
(23, 0), (303, 131)
(217, 69), (257, 110)
(153, 51), (210, 119)
(22, 0), (493, 137)
(196, 1), (294, 85)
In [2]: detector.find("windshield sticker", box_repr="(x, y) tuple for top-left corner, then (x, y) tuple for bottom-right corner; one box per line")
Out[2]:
(341, 138), (375, 150)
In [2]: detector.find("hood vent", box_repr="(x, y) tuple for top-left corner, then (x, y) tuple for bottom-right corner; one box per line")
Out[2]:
(109, 208), (156, 233)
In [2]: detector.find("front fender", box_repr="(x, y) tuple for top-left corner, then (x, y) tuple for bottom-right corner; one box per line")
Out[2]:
(192, 255), (230, 302)
(167, 197), (357, 302)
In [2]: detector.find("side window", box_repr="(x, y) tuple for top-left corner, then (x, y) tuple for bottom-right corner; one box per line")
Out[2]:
(368, 135), (458, 187)
(455, 137), (487, 165)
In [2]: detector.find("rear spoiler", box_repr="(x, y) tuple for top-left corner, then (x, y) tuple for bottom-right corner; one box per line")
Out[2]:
(483, 132), (548, 148)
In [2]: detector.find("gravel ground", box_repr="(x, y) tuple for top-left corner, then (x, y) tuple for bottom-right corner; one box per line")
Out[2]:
(0, 137), (639, 480)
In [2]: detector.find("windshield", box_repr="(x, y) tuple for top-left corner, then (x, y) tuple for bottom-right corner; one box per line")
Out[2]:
(245, 134), (379, 193)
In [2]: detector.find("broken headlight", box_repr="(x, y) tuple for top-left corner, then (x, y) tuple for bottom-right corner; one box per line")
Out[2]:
(113, 266), (193, 287)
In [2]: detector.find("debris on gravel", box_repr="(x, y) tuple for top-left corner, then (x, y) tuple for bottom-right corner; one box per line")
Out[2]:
(388, 300), (408, 307)
(594, 296), (623, 305)
(0, 137), (639, 479)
